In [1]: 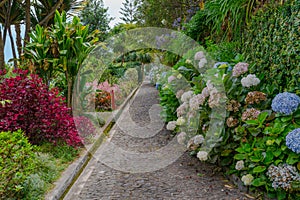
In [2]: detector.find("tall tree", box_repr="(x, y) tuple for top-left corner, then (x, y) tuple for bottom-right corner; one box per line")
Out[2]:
(79, 0), (113, 41)
(119, 0), (139, 24)
(0, 0), (23, 68)
(136, 0), (199, 28)
(31, 0), (86, 27)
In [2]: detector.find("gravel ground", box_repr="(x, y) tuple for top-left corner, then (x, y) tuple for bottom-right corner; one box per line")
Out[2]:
(64, 82), (251, 200)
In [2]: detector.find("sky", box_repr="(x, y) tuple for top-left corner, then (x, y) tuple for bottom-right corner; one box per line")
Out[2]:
(4, 0), (124, 62)
(103, 0), (124, 27)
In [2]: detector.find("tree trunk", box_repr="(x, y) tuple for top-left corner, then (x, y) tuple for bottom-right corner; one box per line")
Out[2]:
(0, 29), (5, 70)
(8, 26), (17, 68)
(15, 23), (22, 57)
(66, 71), (73, 108)
(24, 0), (30, 46)
(39, 0), (63, 27)
(2, 0), (11, 47)
(0, 0), (9, 8)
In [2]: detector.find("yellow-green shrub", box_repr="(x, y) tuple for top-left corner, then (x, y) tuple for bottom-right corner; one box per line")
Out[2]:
(0, 130), (36, 199)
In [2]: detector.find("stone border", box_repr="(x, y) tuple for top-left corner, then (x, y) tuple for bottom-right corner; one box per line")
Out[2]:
(45, 85), (141, 200)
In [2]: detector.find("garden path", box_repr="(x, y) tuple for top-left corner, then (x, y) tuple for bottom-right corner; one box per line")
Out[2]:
(64, 82), (250, 200)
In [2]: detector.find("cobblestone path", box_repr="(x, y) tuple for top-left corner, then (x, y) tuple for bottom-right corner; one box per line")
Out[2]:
(64, 82), (250, 200)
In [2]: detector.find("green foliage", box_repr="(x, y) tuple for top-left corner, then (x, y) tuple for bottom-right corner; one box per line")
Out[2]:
(183, 9), (210, 44)
(109, 23), (138, 36)
(159, 86), (180, 122)
(120, 0), (139, 24)
(232, 110), (300, 198)
(136, 0), (198, 28)
(116, 68), (139, 105)
(243, 0), (300, 96)
(21, 143), (80, 199)
(0, 130), (36, 199)
(79, 0), (113, 41)
(38, 142), (80, 163)
(24, 11), (99, 107)
(184, 0), (272, 42)
(205, 39), (240, 62)
(30, 0), (86, 27)
(21, 153), (59, 200)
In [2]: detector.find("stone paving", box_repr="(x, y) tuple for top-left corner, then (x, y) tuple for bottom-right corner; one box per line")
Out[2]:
(64, 82), (251, 200)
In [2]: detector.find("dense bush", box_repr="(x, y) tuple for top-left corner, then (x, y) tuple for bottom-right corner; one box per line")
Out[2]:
(159, 49), (300, 198)
(0, 130), (36, 199)
(0, 69), (82, 146)
(243, 0), (300, 96)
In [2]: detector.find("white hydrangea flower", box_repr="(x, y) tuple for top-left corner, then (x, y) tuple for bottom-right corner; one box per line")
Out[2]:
(167, 75), (176, 83)
(208, 88), (221, 108)
(201, 87), (210, 98)
(189, 96), (198, 111)
(189, 94), (206, 111)
(235, 160), (245, 171)
(176, 117), (186, 126)
(176, 102), (188, 117)
(177, 132), (187, 145)
(176, 90), (185, 99)
(194, 51), (205, 60)
(197, 94), (206, 105)
(187, 110), (197, 119)
(241, 174), (254, 186)
(187, 135), (204, 150)
(166, 121), (176, 131)
(206, 80), (214, 91)
(241, 74), (260, 88)
(193, 135), (205, 145)
(232, 62), (249, 77)
(197, 151), (208, 161)
(181, 91), (194, 103)
(198, 58), (207, 69)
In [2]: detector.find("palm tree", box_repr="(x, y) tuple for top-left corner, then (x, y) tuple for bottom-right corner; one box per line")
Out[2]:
(0, 29), (4, 69)
(0, 0), (9, 69)
(31, 0), (86, 27)
(24, 0), (30, 46)
(0, 0), (23, 67)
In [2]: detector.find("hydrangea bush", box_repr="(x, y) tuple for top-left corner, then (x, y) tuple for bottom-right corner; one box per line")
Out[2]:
(157, 50), (300, 199)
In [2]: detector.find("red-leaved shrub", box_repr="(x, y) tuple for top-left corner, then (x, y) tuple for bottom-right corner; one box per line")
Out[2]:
(0, 69), (82, 146)
(73, 116), (96, 143)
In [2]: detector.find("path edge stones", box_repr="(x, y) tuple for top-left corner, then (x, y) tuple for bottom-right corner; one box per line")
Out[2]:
(45, 85), (142, 200)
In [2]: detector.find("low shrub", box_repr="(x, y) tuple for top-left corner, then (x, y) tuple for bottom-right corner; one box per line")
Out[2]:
(0, 69), (82, 146)
(0, 130), (37, 199)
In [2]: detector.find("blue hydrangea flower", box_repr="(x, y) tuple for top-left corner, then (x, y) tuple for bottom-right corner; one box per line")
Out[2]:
(271, 92), (300, 115)
(286, 128), (300, 153)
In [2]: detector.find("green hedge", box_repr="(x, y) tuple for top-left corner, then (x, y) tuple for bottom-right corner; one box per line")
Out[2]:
(243, 0), (300, 96)
(0, 130), (36, 199)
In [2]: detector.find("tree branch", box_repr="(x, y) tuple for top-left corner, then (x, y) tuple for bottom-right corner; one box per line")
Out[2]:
(38, 0), (63, 26)
(0, 0), (9, 8)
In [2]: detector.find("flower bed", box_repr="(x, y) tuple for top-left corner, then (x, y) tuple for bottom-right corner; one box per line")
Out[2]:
(159, 51), (300, 199)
